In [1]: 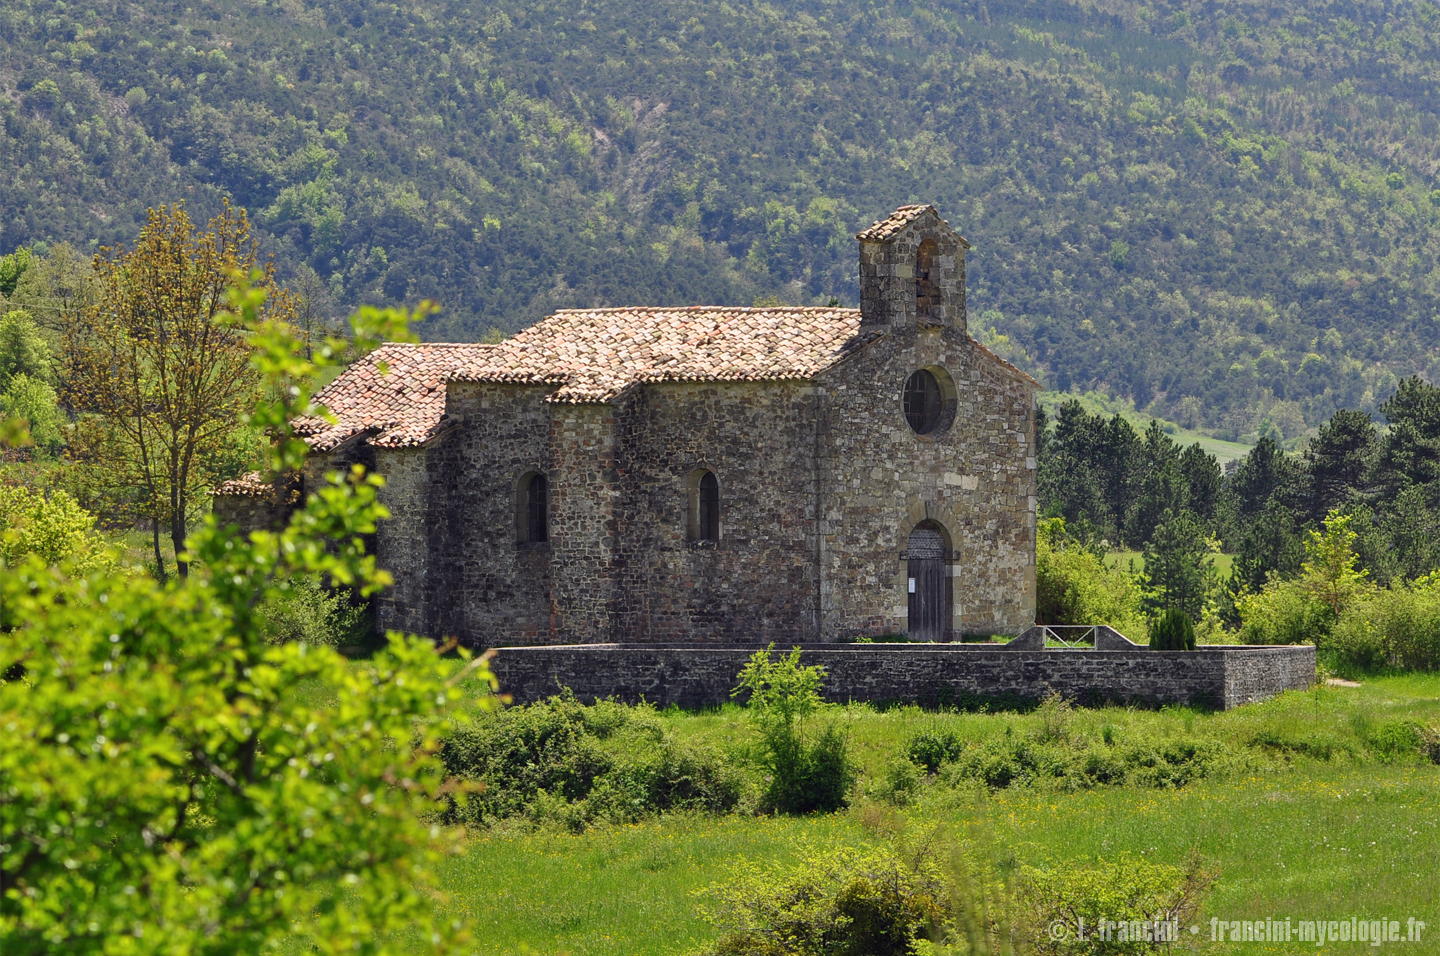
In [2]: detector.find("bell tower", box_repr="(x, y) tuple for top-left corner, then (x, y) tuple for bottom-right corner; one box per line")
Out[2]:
(856, 204), (968, 334)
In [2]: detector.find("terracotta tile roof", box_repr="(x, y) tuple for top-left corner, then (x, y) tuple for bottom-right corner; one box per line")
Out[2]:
(214, 471), (269, 497)
(856, 204), (937, 242)
(295, 342), (494, 450)
(449, 307), (881, 403)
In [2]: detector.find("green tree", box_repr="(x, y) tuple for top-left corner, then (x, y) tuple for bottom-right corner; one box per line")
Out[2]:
(0, 248), (32, 298)
(1375, 377), (1440, 495)
(1178, 442), (1222, 522)
(1301, 510), (1371, 619)
(63, 203), (295, 579)
(1231, 497), (1305, 591)
(1303, 409), (1377, 522)
(1142, 509), (1213, 619)
(1, 281), (496, 954)
(1034, 517), (1146, 635)
(0, 310), (51, 391)
(1226, 437), (1306, 523)
(0, 374), (63, 452)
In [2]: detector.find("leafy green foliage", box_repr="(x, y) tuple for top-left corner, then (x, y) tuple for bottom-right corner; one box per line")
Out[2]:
(256, 574), (368, 647)
(1149, 608), (1197, 651)
(0, 249), (32, 298)
(906, 729), (966, 774)
(0, 484), (110, 572)
(1035, 518), (1146, 635)
(734, 646), (856, 813)
(0, 284), (497, 954)
(698, 845), (949, 956)
(4, 0), (1440, 433)
(438, 693), (745, 830)
(0, 374), (63, 452)
(0, 310), (51, 391)
(1327, 576), (1440, 672)
(698, 835), (1213, 956)
(945, 734), (1228, 793)
(1023, 854), (1214, 955)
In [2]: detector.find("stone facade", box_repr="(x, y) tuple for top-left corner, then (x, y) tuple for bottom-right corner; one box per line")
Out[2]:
(489, 642), (1317, 711)
(216, 203), (1040, 646)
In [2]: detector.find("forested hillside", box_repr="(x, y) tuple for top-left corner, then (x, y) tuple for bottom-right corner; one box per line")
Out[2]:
(3, 0), (1439, 441)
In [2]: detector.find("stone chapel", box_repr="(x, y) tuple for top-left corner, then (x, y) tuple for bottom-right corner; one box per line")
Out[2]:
(215, 204), (1040, 644)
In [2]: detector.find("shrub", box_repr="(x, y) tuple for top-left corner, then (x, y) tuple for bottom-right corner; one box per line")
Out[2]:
(1023, 853), (1215, 954)
(0, 484), (110, 572)
(1149, 608), (1197, 650)
(1036, 518), (1146, 636)
(0, 372), (64, 451)
(1330, 576), (1440, 671)
(906, 729), (965, 772)
(877, 757), (924, 805)
(734, 646), (857, 813)
(256, 573), (367, 646)
(943, 732), (1226, 792)
(699, 838), (1214, 956)
(1, 290), (488, 954)
(698, 846), (948, 956)
(1236, 576), (1331, 646)
(439, 693), (744, 828)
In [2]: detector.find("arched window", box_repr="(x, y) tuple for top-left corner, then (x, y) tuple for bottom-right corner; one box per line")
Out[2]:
(904, 369), (943, 434)
(915, 238), (941, 321)
(687, 469), (721, 542)
(517, 471), (548, 544)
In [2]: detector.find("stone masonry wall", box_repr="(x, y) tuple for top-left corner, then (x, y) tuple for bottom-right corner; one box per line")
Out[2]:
(490, 643), (1316, 711)
(431, 382), (564, 645)
(608, 380), (822, 643)
(373, 445), (432, 635)
(818, 327), (1037, 640)
(859, 209), (967, 332)
(211, 491), (273, 532)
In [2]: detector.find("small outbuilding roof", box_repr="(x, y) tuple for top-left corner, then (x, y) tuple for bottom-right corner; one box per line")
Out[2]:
(293, 342), (494, 450)
(448, 306), (880, 403)
(214, 471), (270, 497)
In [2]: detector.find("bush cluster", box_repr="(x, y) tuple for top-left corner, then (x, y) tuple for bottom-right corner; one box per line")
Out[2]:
(439, 693), (745, 830)
(733, 646), (858, 814)
(698, 835), (1214, 956)
(940, 733), (1228, 792)
(256, 574), (368, 647)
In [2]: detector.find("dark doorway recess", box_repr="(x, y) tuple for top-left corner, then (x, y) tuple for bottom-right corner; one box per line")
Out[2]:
(906, 521), (949, 641)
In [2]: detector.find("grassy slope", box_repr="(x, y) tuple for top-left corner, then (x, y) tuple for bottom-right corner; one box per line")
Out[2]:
(1040, 389), (1257, 461)
(1105, 550), (1235, 579)
(446, 676), (1440, 955)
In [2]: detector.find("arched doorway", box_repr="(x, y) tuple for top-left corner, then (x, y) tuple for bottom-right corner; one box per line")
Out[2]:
(906, 521), (950, 641)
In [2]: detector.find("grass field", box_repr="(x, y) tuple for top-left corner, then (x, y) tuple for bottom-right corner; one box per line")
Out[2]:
(1038, 391), (1258, 464)
(441, 676), (1440, 955)
(1106, 550), (1235, 581)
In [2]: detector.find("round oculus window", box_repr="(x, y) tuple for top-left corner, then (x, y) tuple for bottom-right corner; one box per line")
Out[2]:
(903, 369), (944, 434)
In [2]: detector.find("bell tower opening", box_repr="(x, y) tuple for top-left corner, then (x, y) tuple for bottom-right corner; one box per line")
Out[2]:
(916, 238), (941, 323)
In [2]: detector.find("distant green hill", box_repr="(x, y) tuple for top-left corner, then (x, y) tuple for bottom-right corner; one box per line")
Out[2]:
(1039, 390), (1254, 463)
(3, 0), (1439, 442)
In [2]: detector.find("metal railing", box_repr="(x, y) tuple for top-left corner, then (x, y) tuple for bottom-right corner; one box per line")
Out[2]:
(1034, 624), (1100, 648)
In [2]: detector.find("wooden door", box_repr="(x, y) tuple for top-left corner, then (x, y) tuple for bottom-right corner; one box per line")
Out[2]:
(906, 524), (949, 641)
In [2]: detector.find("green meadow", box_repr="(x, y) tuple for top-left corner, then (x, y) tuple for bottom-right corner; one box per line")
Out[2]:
(436, 676), (1440, 955)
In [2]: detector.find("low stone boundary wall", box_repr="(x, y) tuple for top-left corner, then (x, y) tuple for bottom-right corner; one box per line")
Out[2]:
(489, 642), (1316, 711)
